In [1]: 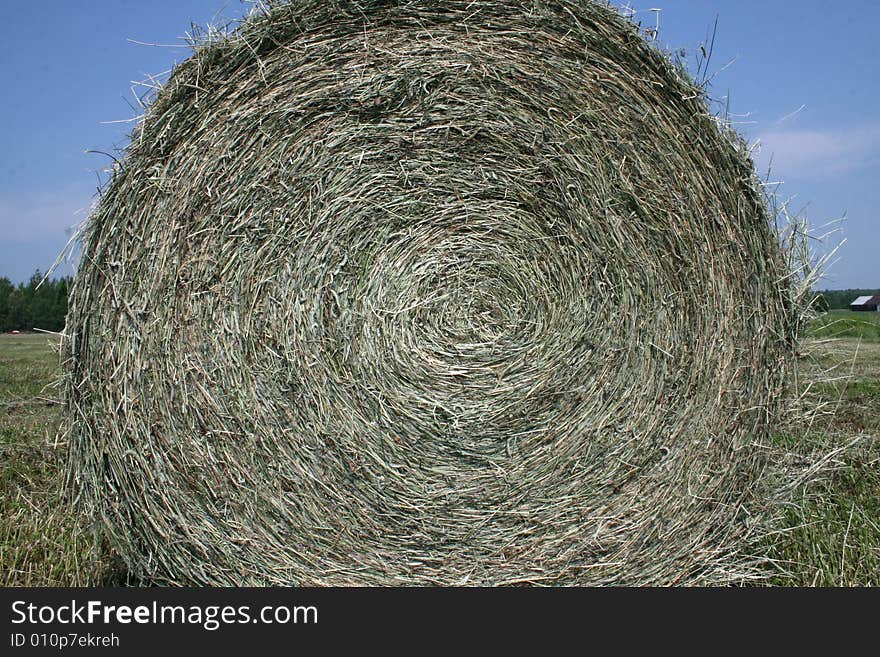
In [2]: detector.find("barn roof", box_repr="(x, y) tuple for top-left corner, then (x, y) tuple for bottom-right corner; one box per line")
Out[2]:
(850, 295), (880, 306)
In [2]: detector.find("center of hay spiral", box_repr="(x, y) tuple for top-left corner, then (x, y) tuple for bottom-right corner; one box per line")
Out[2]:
(64, 0), (795, 585)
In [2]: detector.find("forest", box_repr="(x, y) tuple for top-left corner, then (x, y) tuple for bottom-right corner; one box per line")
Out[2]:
(814, 289), (880, 311)
(0, 272), (69, 333)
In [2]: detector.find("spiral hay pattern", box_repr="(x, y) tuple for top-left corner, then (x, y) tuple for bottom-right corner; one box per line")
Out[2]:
(64, 0), (796, 585)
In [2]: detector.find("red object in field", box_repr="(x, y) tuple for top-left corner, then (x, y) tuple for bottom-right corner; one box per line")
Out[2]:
(10, 330), (20, 334)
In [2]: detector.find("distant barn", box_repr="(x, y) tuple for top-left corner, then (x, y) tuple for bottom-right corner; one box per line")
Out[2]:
(849, 295), (880, 312)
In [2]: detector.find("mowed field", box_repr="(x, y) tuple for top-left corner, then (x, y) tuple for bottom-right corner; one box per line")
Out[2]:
(1, 311), (878, 586)
(0, 333), (97, 585)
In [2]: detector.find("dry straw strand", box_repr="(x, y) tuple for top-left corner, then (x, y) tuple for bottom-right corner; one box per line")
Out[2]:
(63, 0), (799, 585)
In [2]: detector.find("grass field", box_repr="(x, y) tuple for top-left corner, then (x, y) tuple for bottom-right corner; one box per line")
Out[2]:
(0, 333), (98, 585)
(808, 308), (880, 342)
(1, 316), (878, 586)
(767, 310), (880, 585)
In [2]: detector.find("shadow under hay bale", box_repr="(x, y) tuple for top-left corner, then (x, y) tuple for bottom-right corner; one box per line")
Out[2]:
(62, 0), (800, 585)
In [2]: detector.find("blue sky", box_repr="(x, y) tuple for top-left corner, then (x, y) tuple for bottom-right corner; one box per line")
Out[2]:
(1, 1), (877, 288)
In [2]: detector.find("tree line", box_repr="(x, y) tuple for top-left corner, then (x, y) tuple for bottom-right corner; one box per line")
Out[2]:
(0, 271), (70, 333)
(814, 289), (880, 311)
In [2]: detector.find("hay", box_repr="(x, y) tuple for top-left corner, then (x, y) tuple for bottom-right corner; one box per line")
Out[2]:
(63, 0), (799, 585)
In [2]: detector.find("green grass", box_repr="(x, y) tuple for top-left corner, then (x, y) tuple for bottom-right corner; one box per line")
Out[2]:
(0, 333), (102, 586)
(810, 379), (880, 401)
(0, 329), (877, 586)
(770, 454), (880, 586)
(807, 309), (880, 342)
(764, 330), (880, 586)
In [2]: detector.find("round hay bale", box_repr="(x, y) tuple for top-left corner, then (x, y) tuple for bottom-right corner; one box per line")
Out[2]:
(63, 0), (797, 585)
